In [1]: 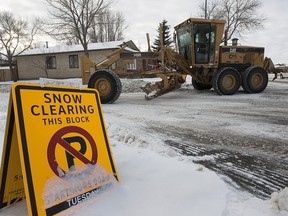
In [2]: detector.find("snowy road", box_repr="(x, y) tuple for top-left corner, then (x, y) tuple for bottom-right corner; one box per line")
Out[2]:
(0, 77), (288, 215)
(104, 78), (288, 198)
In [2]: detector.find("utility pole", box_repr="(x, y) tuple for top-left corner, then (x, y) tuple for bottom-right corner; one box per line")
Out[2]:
(205, 0), (208, 19)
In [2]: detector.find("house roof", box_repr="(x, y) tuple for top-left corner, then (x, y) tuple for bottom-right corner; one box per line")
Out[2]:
(17, 40), (139, 57)
(0, 66), (10, 70)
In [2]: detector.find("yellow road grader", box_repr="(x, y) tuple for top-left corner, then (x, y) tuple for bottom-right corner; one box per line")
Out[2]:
(81, 18), (273, 104)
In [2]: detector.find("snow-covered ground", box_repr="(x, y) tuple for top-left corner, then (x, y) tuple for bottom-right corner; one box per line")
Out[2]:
(0, 76), (288, 216)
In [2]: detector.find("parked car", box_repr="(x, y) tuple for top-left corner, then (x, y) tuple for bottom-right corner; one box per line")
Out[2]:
(280, 72), (288, 79)
(275, 64), (288, 79)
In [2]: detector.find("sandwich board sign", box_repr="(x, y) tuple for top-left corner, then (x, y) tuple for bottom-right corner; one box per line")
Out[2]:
(0, 83), (119, 216)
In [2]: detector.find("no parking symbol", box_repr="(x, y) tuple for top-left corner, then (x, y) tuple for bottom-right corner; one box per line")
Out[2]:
(47, 126), (98, 177)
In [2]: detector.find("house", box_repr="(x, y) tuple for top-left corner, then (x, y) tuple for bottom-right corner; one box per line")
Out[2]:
(0, 54), (12, 81)
(15, 41), (140, 80)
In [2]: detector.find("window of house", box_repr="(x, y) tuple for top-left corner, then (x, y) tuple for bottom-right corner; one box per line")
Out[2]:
(46, 56), (56, 69)
(69, 55), (79, 68)
(127, 59), (137, 70)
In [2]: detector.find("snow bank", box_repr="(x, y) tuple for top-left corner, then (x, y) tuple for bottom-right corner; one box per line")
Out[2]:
(121, 78), (148, 93)
(73, 143), (230, 216)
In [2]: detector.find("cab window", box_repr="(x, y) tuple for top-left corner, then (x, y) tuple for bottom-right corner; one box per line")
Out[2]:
(194, 23), (216, 64)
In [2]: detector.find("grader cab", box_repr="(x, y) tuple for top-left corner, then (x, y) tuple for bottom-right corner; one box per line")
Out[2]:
(83, 18), (269, 103)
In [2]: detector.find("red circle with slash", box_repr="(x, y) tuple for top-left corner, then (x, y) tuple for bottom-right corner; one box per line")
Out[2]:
(47, 126), (98, 177)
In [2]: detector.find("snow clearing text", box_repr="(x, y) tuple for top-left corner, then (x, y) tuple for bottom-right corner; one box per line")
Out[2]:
(30, 93), (95, 125)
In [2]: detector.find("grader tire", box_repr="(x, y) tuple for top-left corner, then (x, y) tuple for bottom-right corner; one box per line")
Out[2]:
(192, 78), (212, 91)
(213, 67), (241, 95)
(242, 66), (268, 93)
(88, 69), (122, 104)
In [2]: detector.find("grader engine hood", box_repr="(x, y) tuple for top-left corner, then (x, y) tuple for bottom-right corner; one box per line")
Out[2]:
(220, 46), (265, 68)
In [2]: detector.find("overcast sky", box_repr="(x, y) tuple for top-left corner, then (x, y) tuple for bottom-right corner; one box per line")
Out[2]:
(1, 0), (288, 63)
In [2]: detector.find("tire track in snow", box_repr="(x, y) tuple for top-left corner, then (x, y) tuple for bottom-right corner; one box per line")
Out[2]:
(165, 140), (288, 199)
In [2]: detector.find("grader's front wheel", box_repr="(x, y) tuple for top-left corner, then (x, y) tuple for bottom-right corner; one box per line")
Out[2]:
(213, 67), (241, 95)
(88, 69), (122, 104)
(192, 78), (212, 91)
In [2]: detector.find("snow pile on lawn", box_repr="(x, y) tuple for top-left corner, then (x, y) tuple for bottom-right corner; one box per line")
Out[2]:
(121, 78), (149, 93)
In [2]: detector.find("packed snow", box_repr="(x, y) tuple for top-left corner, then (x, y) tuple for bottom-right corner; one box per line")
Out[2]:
(0, 76), (288, 216)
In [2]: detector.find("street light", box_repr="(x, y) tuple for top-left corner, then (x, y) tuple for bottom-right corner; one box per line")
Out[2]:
(205, 0), (208, 19)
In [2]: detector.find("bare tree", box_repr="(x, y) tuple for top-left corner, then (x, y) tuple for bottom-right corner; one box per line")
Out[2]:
(0, 11), (38, 81)
(199, 0), (265, 44)
(43, 0), (112, 56)
(199, 0), (219, 19)
(89, 9), (127, 43)
(32, 57), (49, 78)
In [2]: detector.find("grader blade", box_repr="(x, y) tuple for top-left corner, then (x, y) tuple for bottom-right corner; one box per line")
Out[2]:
(142, 83), (181, 100)
(140, 73), (186, 100)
